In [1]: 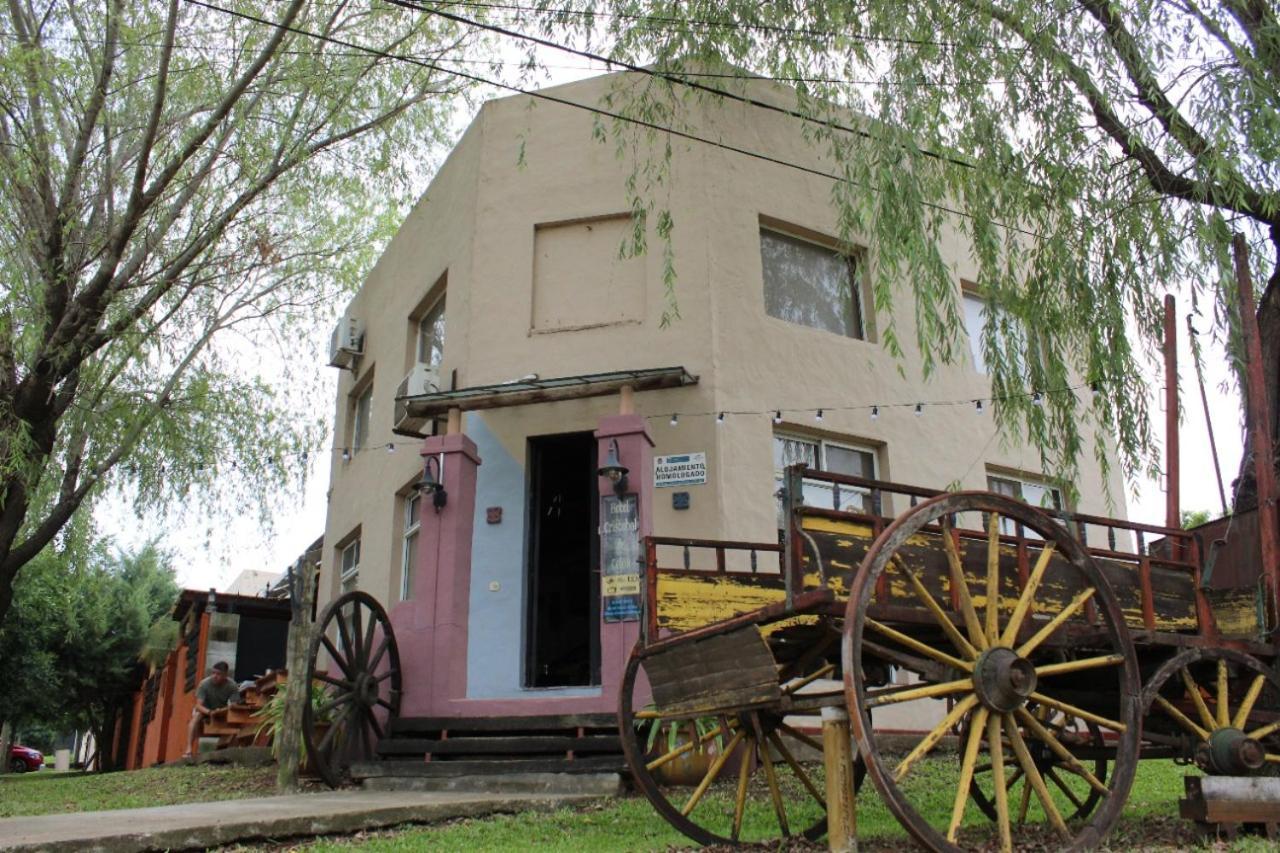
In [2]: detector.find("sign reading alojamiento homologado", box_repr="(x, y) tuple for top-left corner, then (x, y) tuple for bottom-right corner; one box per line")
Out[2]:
(653, 452), (707, 488)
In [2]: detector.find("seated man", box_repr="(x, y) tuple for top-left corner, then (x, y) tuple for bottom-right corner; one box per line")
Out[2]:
(184, 661), (239, 758)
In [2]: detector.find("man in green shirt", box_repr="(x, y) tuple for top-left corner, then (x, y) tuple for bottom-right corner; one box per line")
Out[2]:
(184, 661), (239, 759)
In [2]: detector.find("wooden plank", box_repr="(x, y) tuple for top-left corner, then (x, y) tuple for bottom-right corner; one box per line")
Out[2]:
(644, 626), (781, 716)
(376, 735), (622, 756)
(654, 571), (786, 633)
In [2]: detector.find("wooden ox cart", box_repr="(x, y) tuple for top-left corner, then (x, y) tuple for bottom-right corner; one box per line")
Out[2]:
(619, 465), (1280, 850)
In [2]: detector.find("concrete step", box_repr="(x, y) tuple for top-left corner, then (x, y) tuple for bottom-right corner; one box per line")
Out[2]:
(351, 754), (626, 779)
(361, 771), (624, 797)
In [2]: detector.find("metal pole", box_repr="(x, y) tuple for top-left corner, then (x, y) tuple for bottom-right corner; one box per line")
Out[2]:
(1232, 234), (1280, 634)
(1187, 314), (1230, 515)
(1164, 294), (1181, 531)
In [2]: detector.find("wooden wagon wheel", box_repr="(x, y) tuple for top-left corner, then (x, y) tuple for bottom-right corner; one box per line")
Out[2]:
(619, 624), (863, 846)
(842, 491), (1140, 853)
(303, 590), (402, 788)
(971, 707), (1108, 823)
(1141, 647), (1280, 775)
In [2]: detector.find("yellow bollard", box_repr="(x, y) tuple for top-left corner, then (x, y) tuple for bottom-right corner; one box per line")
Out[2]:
(822, 706), (857, 852)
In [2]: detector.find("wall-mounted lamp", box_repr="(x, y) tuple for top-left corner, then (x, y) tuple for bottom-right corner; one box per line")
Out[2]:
(416, 453), (448, 511)
(597, 438), (629, 495)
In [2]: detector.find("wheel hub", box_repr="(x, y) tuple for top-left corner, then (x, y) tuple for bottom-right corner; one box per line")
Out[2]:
(1197, 727), (1266, 775)
(973, 647), (1038, 713)
(355, 672), (376, 706)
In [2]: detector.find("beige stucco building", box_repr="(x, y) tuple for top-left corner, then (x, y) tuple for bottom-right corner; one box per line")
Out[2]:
(317, 69), (1126, 709)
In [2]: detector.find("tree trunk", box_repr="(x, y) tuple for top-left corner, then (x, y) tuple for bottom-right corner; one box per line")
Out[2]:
(0, 719), (13, 774)
(276, 554), (317, 792)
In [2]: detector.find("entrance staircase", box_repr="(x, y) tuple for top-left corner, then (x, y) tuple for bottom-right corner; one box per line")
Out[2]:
(351, 713), (627, 790)
(200, 669), (283, 748)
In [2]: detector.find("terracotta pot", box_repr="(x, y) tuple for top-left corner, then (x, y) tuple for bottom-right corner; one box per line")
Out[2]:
(650, 734), (720, 787)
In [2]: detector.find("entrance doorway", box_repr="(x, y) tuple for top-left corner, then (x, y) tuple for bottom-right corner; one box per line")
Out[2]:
(525, 432), (600, 687)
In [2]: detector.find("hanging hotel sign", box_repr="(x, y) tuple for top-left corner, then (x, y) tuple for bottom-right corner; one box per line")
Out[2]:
(600, 494), (641, 622)
(654, 452), (707, 488)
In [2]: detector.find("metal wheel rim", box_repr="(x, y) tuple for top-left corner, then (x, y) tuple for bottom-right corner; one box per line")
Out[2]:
(303, 590), (402, 788)
(841, 490), (1140, 852)
(618, 641), (857, 846)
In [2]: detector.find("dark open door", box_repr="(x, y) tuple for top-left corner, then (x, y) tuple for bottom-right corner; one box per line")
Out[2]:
(525, 431), (601, 687)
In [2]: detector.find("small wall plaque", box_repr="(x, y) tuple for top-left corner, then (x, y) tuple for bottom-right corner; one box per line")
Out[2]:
(486, 506), (503, 524)
(672, 491), (690, 510)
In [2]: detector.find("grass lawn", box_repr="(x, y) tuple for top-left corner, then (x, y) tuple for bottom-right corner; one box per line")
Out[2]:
(0, 764), (280, 818)
(234, 759), (1277, 852)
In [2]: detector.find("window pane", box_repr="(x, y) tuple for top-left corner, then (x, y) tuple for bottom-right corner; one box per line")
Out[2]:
(773, 435), (818, 471)
(417, 296), (446, 365)
(401, 530), (418, 600)
(825, 446), (875, 478)
(405, 493), (421, 527)
(761, 229), (862, 338)
(963, 293), (987, 372)
(353, 387), (372, 450)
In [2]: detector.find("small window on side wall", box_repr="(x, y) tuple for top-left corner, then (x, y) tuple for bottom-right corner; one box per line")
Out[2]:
(417, 295), (446, 367)
(339, 538), (361, 594)
(400, 492), (421, 601)
(760, 227), (864, 339)
(351, 384), (372, 452)
(988, 473), (1063, 539)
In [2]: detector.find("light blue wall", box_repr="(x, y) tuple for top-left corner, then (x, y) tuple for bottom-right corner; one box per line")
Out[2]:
(464, 415), (600, 698)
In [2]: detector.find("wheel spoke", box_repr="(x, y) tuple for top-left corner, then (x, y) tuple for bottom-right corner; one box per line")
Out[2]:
(315, 671), (353, 691)
(1015, 588), (1097, 657)
(1217, 658), (1230, 728)
(985, 513), (1001, 645)
(867, 618), (973, 672)
(732, 740), (752, 841)
(359, 710), (373, 758)
(1047, 768), (1085, 811)
(867, 677), (973, 708)
(758, 728), (791, 836)
(320, 635), (354, 680)
(783, 662), (836, 694)
(999, 543), (1056, 647)
(778, 722), (824, 753)
(645, 725), (725, 772)
(1248, 719), (1280, 741)
(947, 707), (990, 842)
(1004, 714), (1069, 839)
(350, 604), (365, 672)
(1016, 770), (1032, 824)
(901, 561), (978, 660)
(895, 694), (980, 781)
(366, 634), (391, 676)
(317, 691), (355, 717)
(1013, 707), (1109, 796)
(360, 614), (377, 672)
(768, 732), (826, 809)
(335, 606), (355, 664)
(1029, 692), (1126, 732)
(986, 710), (1012, 853)
(942, 520), (989, 651)
(679, 729), (744, 816)
(1153, 694), (1210, 741)
(1179, 668), (1217, 732)
(375, 697), (396, 712)
(1233, 674), (1268, 730)
(1035, 654), (1125, 678)
(318, 701), (353, 752)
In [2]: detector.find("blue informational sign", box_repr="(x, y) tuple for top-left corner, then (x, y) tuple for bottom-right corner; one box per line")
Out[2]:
(600, 494), (641, 623)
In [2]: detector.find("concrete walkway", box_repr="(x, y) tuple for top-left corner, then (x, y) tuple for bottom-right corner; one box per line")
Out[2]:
(0, 789), (606, 852)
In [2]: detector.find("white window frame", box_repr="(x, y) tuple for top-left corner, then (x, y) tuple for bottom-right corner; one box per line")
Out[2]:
(962, 290), (988, 373)
(416, 293), (446, 367)
(760, 227), (866, 341)
(339, 538), (361, 593)
(987, 473), (1064, 538)
(400, 492), (421, 601)
(774, 432), (879, 519)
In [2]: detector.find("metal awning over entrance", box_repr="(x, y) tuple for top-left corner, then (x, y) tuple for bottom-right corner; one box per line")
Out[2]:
(394, 366), (698, 435)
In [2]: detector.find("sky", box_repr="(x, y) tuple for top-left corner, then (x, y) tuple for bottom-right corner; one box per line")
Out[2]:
(93, 44), (1250, 592)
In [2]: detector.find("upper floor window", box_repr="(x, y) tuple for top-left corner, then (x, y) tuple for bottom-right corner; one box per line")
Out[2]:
(351, 383), (372, 452)
(417, 294), (446, 366)
(761, 227), (864, 340)
(988, 472), (1063, 538)
(962, 290), (988, 373)
(400, 492), (421, 601)
(339, 537), (361, 594)
(774, 432), (878, 520)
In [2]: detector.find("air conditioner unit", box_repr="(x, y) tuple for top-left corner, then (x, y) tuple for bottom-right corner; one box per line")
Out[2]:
(394, 363), (441, 432)
(327, 315), (365, 369)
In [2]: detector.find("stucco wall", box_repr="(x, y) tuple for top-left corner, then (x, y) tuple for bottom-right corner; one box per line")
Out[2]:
(317, 70), (1128, 701)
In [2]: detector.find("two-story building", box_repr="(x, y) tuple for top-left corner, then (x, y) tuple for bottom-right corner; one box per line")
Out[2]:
(317, 69), (1125, 722)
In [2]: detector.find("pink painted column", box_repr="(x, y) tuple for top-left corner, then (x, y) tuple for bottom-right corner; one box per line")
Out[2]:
(389, 432), (481, 717)
(594, 413), (654, 696)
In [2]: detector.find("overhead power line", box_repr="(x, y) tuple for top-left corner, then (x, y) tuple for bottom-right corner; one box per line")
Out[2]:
(182, 0), (1039, 237)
